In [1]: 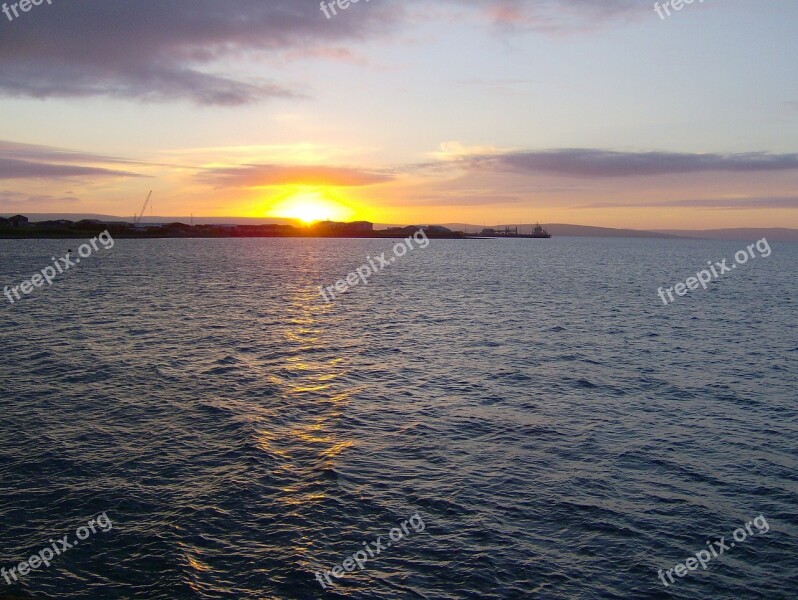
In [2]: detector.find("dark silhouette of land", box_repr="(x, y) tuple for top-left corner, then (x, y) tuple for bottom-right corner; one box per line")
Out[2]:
(6, 214), (794, 241)
(0, 216), (467, 239)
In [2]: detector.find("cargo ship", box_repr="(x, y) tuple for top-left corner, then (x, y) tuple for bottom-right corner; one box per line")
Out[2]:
(530, 223), (552, 238)
(472, 223), (552, 238)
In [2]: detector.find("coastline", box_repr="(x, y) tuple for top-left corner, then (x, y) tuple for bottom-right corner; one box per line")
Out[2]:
(0, 219), (469, 240)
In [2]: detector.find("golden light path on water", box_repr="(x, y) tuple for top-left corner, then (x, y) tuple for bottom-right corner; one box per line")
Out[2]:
(175, 282), (360, 594)
(254, 288), (359, 580)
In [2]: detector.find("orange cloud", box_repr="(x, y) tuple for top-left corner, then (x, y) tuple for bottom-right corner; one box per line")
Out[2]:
(197, 164), (393, 189)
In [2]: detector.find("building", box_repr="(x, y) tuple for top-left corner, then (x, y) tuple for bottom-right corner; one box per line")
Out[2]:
(313, 221), (374, 234)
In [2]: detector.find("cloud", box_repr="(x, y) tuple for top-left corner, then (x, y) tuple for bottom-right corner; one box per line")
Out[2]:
(0, 0), (399, 105)
(0, 192), (80, 206)
(577, 197), (798, 210)
(444, 0), (640, 34)
(0, 158), (143, 181)
(0, 141), (140, 166)
(0, 140), (145, 180)
(0, 64), (300, 106)
(197, 164), (394, 188)
(464, 149), (798, 178)
(0, 1), (653, 106)
(429, 141), (511, 161)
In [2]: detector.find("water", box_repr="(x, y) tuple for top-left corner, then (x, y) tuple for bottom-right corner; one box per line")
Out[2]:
(0, 236), (796, 599)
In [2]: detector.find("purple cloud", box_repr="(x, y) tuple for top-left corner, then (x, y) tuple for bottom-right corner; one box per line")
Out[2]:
(0, 141), (145, 180)
(577, 197), (798, 210)
(0, 0), (399, 105)
(0, 158), (143, 181)
(0, 141), (140, 166)
(466, 149), (798, 178)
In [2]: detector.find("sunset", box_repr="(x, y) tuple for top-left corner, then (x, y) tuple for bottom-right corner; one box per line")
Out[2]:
(1, 2), (796, 599)
(265, 190), (362, 223)
(0, 1), (795, 229)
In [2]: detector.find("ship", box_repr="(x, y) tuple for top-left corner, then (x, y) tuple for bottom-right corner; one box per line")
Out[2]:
(472, 223), (553, 238)
(530, 223), (552, 238)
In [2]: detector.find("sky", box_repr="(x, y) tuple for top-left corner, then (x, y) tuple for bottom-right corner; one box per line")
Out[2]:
(0, 0), (797, 229)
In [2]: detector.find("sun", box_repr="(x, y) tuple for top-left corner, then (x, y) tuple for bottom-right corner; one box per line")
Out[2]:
(267, 190), (357, 224)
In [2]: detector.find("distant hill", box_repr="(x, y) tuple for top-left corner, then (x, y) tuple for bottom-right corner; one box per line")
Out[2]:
(541, 224), (678, 238)
(446, 223), (798, 240)
(441, 223), (679, 238)
(654, 228), (798, 242)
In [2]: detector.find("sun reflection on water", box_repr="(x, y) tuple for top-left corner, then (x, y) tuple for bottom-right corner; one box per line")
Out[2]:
(254, 288), (357, 516)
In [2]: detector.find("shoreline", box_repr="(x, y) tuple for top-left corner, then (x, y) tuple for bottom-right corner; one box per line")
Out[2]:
(0, 230), (473, 240)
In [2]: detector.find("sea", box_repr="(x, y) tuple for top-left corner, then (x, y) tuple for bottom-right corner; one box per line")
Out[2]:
(0, 236), (796, 599)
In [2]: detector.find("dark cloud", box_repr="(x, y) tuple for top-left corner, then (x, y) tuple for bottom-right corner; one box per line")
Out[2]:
(466, 149), (798, 178)
(197, 164), (393, 188)
(0, 0), (398, 105)
(0, 63), (300, 106)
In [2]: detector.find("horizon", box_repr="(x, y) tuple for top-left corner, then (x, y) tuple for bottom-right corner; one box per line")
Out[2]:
(5, 211), (798, 235)
(1, 2), (797, 229)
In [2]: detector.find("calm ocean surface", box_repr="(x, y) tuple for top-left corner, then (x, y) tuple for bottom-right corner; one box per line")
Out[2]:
(0, 236), (796, 599)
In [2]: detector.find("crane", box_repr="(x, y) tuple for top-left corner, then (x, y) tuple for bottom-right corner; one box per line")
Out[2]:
(134, 191), (152, 226)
